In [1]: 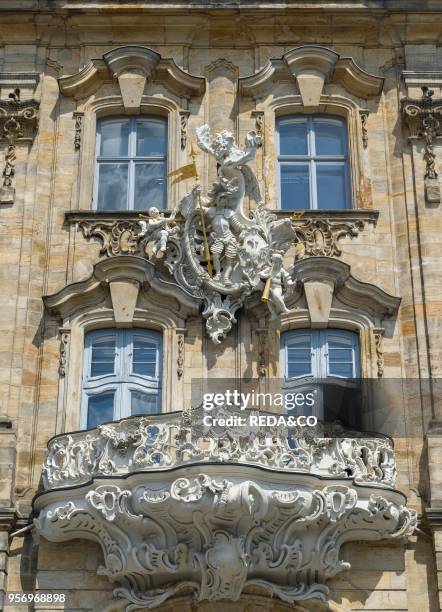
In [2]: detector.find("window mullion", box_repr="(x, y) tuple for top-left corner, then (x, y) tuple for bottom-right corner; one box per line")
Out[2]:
(310, 160), (317, 210)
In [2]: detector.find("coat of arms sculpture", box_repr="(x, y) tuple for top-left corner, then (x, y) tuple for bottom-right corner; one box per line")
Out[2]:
(140, 125), (297, 343)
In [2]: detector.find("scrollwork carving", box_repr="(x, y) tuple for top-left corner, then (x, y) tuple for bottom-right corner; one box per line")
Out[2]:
(79, 220), (146, 257)
(291, 217), (365, 259)
(42, 411), (398, 490)
(35, 473), (416, 610)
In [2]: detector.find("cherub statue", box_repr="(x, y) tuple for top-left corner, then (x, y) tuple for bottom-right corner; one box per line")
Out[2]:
(139, 206), (177, 256)
(265, 253), (295, 319)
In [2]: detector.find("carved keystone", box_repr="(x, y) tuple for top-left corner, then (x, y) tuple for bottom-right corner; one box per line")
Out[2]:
(304, 280), (334, 328)
(284, 46), (339, 109)
(109, 279), (140, 326)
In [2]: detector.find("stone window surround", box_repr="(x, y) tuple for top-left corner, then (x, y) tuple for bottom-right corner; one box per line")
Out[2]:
(258, 255), (401, 384)
(43, 257), (191, 434)
(59, 45), (206, 213)
(264, 95), (373, 212)
(75, 96), (182, 212)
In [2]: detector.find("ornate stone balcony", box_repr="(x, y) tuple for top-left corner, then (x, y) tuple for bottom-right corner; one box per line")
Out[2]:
(34, 412), (416, 611)
(41, 411), (397, 489)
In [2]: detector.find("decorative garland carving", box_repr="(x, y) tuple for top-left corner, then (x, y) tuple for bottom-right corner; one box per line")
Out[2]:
(0, 88), (39, 205)
(291, 217), (365, 259)
(176, 330), (185, 378)
(373, 327), (385, 377)
(359, 109), (369, 148)
(179, 110), (190, 151)
(58, 329), (70, 377)
(402, 86), (442, 204)
(255, 327), (268, 377)
(73, 111), (83, 150)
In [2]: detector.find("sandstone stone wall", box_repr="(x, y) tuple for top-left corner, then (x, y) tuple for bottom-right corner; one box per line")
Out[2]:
(0, 2), (441, 611)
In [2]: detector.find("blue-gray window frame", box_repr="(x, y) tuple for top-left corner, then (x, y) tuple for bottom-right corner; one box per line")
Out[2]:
(93, 115), (168, 211)
(276, 115), (351, 210)
(81, 328), (163, 429)
(280, 328), (360, 382)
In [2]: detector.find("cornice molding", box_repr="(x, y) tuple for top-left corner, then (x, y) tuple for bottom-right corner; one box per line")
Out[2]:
(239, 45), (384, 103)
(58, 45), (206, 104)
(43, 255), (198, 321)
(290, 256), (401, 320)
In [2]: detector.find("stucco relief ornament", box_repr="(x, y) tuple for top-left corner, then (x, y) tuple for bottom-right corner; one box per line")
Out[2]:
(149, 125), (297, 343)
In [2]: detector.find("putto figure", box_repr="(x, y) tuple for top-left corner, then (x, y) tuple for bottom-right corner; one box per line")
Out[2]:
(265, 253), (295, 319)
(139, 206), (177, 256)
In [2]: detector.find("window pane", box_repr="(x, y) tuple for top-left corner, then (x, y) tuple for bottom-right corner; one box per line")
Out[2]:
(91, 336), (116, 377)
(280, 164), (310, 210)
(133, 337), (157, 377)
(287, 360), (312, 378)
(96, 163), (128, 211)
(314, 120), (346, 156)
(131, 390), (160, 415)
(287, 338), (312, 378)
(316, 164), (347, 210)
(99, 120), (129, 157)
(87, 393), (114, 428)
(328, 361), (354, 378)
(279, 120), (308, 156)
(328, 335), (356, 378)
(134, 163), (166, 210)
(136, 120), (167, 157)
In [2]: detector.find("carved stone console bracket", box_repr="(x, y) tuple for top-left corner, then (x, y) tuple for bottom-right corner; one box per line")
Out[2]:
(402, 86), (442, 204)
(0, 87), (39, 205)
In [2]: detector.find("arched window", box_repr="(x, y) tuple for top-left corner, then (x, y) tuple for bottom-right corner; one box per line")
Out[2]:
(276, 115), (350, 210)
(94, 115), (167, 211)
(81, 329), (163, 429)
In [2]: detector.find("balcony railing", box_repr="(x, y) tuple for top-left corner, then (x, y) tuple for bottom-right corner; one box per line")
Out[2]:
(42, 410), (396, 489)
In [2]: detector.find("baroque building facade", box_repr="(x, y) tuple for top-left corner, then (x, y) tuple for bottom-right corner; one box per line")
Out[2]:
(0, 1), (441, 611)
